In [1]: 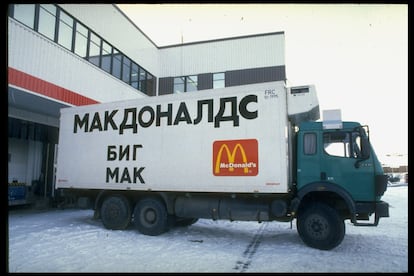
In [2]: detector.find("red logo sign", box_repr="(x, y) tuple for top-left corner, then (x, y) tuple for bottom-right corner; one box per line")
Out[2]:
(213, 139), (258, 176)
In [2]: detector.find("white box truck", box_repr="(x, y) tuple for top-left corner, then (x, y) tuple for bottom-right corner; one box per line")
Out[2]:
(55, 81), (389, 250)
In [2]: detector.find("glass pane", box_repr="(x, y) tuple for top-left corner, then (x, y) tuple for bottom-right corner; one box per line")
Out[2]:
(112, 50), (122, 79)
(88, 32), (101, 66)
(186, 75), (198, 92)
(146, 74), (154, 95)
(139, 69), (147, 92)
(74, 22), (88, 58)
(174, 77), (185, 94)
(13, 4), (35, 28)
(304, 133), (316, 155)
(57, 11), (73, 51)
(213, 72), (224, 80)
(131, 63), (139, 82)
(131, 81), (139, 89)
(101, 41), (112, 73)
(38, 4), (56, 40)
(213, 79), (225, 89)
(122, 56), (131, 83)
(323, 132), (351, 158)
(213, 73), (225, 89)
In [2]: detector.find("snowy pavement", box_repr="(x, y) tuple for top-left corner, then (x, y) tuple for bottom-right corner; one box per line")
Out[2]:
(8, 185), (408, 273)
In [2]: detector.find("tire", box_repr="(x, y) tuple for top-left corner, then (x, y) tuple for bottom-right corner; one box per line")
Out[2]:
(133, 197), (169, 236)
(100, 195), (131, 230)
(297, 202), (345, 250)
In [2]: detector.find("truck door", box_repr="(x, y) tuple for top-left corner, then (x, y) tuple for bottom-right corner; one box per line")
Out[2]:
(320, 130), (375, 201)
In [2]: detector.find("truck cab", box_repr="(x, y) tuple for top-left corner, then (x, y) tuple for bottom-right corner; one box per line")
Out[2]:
(295, 119), (389, 227)
(288, 113), (389, 249)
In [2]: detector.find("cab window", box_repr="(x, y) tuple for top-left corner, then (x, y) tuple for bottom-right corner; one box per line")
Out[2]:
(323, 131), (361, 158)
(303, 133), (317, 155)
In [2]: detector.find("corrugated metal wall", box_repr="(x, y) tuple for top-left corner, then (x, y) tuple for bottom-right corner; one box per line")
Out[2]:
(158, 32), (285, 78)
(8, 18), (146, 104)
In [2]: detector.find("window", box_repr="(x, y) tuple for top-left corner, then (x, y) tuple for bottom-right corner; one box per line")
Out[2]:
(324, 132), (350, 158)
(88, 32), (101, 66)
(131, 63), (139, 89)
(122, 56), (131, 83)
(186, 75), (198, 92)
(174, 75), (198, 93)
(213, 72), (225, 89)
(9, 4), (155, 96)
(323, 131), (361, 158)
(57, 10), (73, 51)
(38, 4), (56, 41)
(173, 77), (185, 94)
(101, 41), (112, 74)
(304, 133), (317, 155)
(112, 50), (122, 79)
(139, 69), (147, 91)
(13, 4), (35, 28)
(74, 22), (88, 58)
(146, 74), (154, 95)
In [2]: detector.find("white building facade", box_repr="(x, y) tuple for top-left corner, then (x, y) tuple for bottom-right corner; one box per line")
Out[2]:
(8, 4), (286, 202)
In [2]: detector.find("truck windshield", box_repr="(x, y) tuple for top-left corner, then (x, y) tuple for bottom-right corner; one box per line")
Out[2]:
(323, 131), (362, 159)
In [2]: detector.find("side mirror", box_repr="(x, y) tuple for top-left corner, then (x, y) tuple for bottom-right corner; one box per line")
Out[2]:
(360, 137), (370, 159)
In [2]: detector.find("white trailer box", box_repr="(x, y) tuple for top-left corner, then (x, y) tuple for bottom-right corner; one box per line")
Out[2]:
(56, 81), (316, 194)
(54, 81), (392, 251)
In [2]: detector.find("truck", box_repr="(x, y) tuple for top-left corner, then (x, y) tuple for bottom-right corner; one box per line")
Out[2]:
(55, 81), (389, 250)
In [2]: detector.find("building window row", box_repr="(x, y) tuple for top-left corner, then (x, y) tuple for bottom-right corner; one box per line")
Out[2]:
(173, 75), (198, 94)
(173, 73), (225, 94)
(159, 66), (285, 96)
(9, 4), (155, 96)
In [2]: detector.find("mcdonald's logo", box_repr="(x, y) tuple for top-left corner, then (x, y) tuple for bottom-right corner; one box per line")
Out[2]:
(213, 139), (258, 176)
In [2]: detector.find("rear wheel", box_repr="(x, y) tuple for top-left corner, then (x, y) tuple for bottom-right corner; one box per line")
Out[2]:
(100, 195), (131, 230)
(133, 198), (169, 236)
(297, 202), (345, 250)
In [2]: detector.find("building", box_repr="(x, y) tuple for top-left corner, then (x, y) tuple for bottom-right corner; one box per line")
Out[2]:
(8, 4), (286, 205)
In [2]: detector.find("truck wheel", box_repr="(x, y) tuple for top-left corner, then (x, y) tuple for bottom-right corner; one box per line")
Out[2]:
(297, 202), (345, 250)
(100, 195), (131, 230)
(133, 198), (169, 236)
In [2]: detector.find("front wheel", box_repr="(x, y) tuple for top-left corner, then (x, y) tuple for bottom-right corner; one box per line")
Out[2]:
(297, 202), (345, 250)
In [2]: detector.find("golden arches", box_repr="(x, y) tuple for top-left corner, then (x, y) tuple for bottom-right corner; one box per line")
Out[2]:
(215, 143), (248, 174)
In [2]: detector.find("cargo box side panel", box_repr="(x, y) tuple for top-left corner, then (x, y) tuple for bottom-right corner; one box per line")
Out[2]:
(56, 81), (289, 194)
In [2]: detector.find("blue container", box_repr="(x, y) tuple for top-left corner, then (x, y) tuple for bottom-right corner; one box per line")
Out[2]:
(8, 185), (26, 201)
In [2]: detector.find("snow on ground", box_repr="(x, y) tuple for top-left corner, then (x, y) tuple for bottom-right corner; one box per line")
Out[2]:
(8, 185), (408, 273)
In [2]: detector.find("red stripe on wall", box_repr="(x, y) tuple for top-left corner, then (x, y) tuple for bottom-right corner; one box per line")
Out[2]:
(8, 67), (99, 106)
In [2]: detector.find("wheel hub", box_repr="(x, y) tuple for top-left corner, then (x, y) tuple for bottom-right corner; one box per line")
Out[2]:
(144, 209), (156, 224)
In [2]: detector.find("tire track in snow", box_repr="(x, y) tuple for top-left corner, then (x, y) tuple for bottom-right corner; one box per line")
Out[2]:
(233, 222), (268, 273)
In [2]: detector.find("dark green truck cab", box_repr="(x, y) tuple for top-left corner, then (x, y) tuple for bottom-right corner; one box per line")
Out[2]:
(292, 121), (389, 249)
